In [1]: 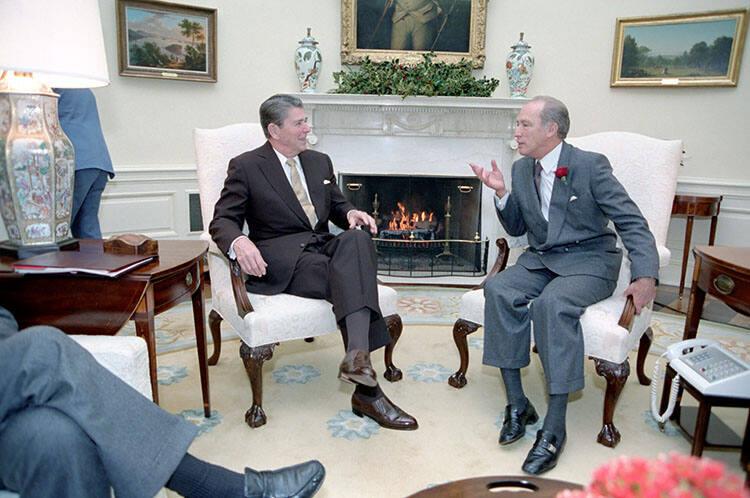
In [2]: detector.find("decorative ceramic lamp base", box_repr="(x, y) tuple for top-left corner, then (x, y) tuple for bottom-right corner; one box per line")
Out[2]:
(0, 73), (76, 256)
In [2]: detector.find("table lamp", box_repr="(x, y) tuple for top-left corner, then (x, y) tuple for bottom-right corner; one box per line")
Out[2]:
(0, 0), (109, 257)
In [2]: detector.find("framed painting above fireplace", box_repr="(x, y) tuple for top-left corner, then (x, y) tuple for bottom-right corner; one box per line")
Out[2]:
(341, 0), (488, 68)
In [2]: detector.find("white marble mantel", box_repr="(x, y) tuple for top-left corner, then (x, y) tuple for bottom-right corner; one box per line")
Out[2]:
(296, 93), (526, 279)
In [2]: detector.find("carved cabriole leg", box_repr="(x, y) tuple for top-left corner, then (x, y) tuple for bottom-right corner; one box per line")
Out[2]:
(636, 327), (653, 385)
(240, 342), (276, 428)
(593, 357), (630, 447)
(383, 314), (403, 382)
(448, 319), (481, 389)
(207, 310), (222, 366)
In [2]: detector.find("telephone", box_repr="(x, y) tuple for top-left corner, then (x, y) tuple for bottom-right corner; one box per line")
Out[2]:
(650, 338), (750, 428)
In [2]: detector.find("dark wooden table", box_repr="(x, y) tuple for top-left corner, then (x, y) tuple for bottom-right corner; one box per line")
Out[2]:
(0, 239), (211, 417)
(671, 194), (722, 297)
(408, 476), (582, 497)
(660, 245), (750, 483)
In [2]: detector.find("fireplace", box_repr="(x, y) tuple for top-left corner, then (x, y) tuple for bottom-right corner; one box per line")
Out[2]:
(340, 173), (487, 277)
(297, 93), (524, 281)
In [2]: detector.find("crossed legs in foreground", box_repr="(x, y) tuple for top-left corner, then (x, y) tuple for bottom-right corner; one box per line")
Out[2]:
(482, 266), (615, 475)
(0, 308), (324, 498)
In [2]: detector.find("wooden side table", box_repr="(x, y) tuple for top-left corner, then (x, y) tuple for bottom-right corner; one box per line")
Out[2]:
(660, 245), (750, 483)
(0, 240), (212, 417)
(671, 194), (722, 297)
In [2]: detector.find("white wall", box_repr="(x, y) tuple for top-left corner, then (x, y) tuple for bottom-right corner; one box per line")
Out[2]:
(95, 0), (750, 180)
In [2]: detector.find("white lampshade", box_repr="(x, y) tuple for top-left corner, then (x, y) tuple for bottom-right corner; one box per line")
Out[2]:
(0, 0), (109, 88)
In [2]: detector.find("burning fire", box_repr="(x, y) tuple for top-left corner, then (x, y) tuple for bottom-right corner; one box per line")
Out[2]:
(388, 202), (435, 230)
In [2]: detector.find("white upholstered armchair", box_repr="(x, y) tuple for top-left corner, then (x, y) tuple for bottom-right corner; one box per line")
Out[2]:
(448, 132), (682, 447)
(193, 123), (403, 428)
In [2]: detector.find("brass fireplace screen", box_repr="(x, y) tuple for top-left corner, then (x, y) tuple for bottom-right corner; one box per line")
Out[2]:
(339, 173), (486, 277)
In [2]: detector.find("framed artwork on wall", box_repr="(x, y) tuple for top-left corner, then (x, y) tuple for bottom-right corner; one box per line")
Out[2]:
(341, 0), (488, 68)
(611, 9), (748, 87)
(116, 0), (217, 82)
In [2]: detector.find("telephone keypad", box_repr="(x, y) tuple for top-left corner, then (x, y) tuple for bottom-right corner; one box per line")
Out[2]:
(683, 348), (746, 383)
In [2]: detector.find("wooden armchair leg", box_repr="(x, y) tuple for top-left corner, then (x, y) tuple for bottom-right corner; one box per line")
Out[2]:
(207, 310), (222, 366)
(636, 327), (653, 385)
(239, 342), (276, 428)
(448, 318), (481, 389)
(383, 314), (403, 382)
(593, 358), (630, 448)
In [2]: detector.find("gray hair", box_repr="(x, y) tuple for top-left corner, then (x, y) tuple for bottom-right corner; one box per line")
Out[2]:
(259, 94), (304, 138)
(531, 95), (570, 139)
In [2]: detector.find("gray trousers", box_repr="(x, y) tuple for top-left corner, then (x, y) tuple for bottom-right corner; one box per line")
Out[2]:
(482, 264), (616, 394)
(0, 308), (198, 498)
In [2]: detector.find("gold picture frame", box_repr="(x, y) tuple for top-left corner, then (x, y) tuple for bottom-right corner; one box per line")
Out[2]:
(341, 0), (488, 68)
(116, 0), (217, 83)
(611, 9), (747, 87)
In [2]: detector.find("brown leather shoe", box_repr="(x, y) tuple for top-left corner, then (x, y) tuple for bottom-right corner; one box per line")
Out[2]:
(351, 392), (418, 431)
(338, 350), (377, 387)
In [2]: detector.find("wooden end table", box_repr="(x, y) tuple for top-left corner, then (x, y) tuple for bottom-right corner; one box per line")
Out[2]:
(671, 194), (722, 297)
(660, 245), (750, 482)
(0, 239), (212, 417)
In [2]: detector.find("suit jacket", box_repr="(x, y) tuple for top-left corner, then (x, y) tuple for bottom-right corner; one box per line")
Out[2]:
(498, 141), (658, 282)
(210, 142), (356, 295)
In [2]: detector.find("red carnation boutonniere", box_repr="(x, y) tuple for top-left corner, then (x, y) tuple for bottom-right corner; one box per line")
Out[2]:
(555, 166), (569, 184)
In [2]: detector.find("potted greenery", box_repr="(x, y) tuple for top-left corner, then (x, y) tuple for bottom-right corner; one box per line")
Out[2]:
(332, 53), (499, 98)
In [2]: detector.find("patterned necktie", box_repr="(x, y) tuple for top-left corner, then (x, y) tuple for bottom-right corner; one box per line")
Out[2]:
(286, 158), (317, 227)
(533, 161), (543, 202)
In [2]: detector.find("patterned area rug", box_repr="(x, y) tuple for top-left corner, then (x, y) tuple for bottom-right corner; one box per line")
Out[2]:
(156, 323), (748, 498)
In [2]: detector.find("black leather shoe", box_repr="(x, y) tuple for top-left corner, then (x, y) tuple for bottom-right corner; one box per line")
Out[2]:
(244, 459), (325, 498)
(498, 401), (538, 445)
(338, 349), (377, 387)
(351, 392), (418, 430)
(522, 430), (566, 475)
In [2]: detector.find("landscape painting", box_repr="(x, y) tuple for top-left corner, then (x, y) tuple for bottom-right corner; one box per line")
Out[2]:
(117, 0), (217, 82)
(611, 9), (747, 87)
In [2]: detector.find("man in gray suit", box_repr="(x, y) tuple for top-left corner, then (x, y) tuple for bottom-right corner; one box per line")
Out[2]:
(470, 96), (657, 475)
(0, 306), (325, 498)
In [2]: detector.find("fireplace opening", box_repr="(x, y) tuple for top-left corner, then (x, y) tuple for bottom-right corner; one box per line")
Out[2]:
(339, 174), (487, 277)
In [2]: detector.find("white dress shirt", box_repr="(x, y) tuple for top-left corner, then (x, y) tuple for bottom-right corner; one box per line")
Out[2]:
(495, 141), (563, 222)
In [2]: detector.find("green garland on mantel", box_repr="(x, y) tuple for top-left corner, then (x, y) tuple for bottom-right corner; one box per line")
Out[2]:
(332, 53), (499, 98)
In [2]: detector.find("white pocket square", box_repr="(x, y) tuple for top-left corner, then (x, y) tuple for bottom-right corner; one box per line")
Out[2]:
(569, 195), (578, 202)
(323, 179), (331, 185)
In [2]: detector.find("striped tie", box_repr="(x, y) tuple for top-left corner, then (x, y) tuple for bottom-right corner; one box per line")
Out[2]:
(286, 158), (317, 227)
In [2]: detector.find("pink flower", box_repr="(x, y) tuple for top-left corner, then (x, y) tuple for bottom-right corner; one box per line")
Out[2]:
(556, 453), (748, 498)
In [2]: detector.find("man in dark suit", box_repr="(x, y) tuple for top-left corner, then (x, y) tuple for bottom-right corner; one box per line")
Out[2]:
(470, 96), (657, 474)
(210, 94), (417, 431)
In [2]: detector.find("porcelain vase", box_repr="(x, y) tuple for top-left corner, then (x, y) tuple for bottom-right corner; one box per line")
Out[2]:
(295, 28), (322, 93)
(506, 32), (534, 98)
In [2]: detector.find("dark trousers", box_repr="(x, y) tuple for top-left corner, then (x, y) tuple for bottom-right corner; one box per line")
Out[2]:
(71, 168), (109, 239)
(285, 229), (389, 352)
(0, 321), (197, 498)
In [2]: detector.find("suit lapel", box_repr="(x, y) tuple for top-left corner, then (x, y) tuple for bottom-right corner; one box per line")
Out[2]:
(544, 141), (573, 246)
(257, 142), (311, 226)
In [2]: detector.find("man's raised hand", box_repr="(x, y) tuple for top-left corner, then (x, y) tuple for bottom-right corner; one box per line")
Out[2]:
(469, 159), (506, 197)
